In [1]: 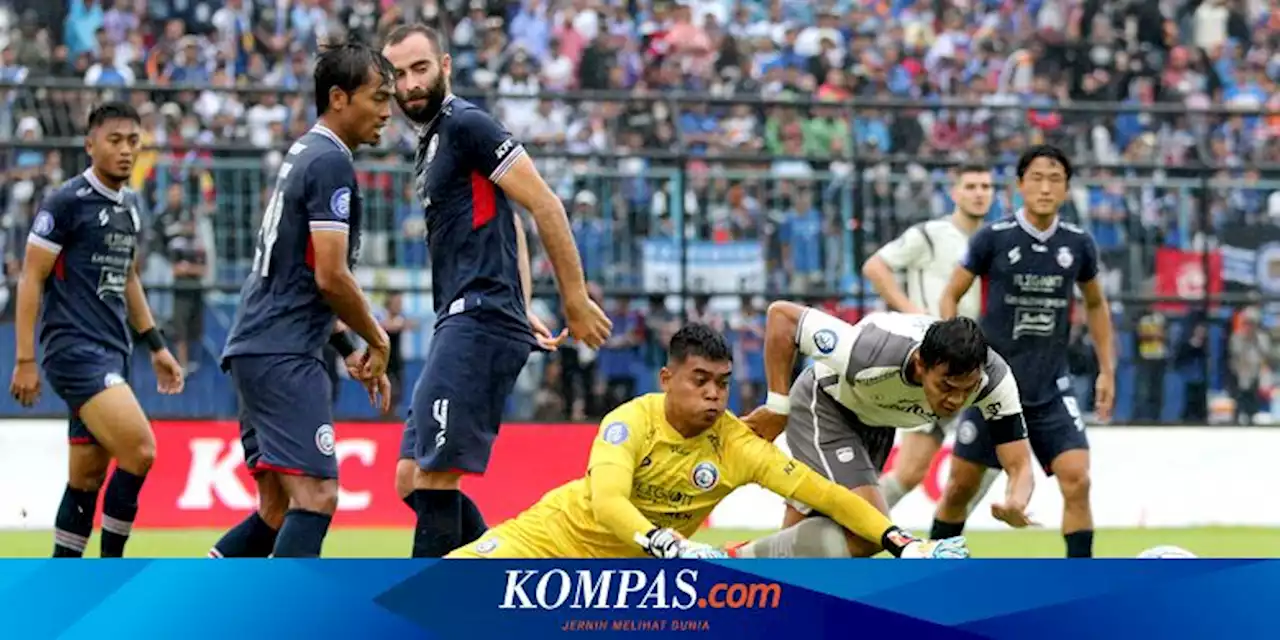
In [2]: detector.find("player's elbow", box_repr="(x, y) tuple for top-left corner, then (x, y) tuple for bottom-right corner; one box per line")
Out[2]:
(313, 264), (349, 297)
(766, 301), (803, 342)
(860, 256), (885, 279)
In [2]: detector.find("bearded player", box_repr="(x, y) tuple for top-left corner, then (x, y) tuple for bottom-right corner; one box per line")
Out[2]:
(738, 306), (1037, 558)
(931, 144), (1116, 558)
(862, 164), (1001, 512)
(448, 323), (968, 560)
(382, 24), (609, 558)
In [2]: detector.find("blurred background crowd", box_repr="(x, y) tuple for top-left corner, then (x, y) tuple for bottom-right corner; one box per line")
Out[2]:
(0, 0), (1278, 425)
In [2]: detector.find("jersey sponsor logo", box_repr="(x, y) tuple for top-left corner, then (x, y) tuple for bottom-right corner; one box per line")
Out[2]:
(426, 134), (439, 163)
(877, 399), (937, 421)
(494, 137), (517, 160)
(1013, 273), (1065, 292)
(602, 422), (629, 445)
(690, 461), (720, 491)
(1013, 308), (1056, 339)
(857, 368), (900, 386)
(315, 424), (336, 456)
(96, 267), (128, 299)
(330, 186), (352, 221)
(983, 402), (1002, 420)
(475, 537), (499, 554)
(634, 483), (694, 506)
(76, 187), (93, 198)
(32, 210), (54, 237)
(1057, 246), (1074, 269)
(957, 420), (977, 445)
(1032, 243), (1048, 253)
(812, 329), (838, 355)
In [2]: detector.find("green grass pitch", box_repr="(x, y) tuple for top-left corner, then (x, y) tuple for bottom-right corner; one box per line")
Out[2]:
(0, 527), (1275, 558)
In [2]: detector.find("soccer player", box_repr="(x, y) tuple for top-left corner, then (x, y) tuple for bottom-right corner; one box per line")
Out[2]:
(740, 305), (1037, 558)
(862, 164), (1002, 512)
(10, 102), (184, 558)
(211, 43), (395, 559)
(447, 323), (967, 560)
(382, 24), (610, 558)
(930, 144), (1116, 558)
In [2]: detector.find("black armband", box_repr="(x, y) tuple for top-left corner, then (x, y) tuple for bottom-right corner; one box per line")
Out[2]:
(988, 413), (1029, 446)
(141, 328), (166, 353)
(880, 526), (917, 558)
(329, 331), (357, 358)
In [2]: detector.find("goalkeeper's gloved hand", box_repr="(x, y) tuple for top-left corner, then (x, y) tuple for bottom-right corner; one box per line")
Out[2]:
(638, 528), (728, 559)
(901, 536), (970, 559)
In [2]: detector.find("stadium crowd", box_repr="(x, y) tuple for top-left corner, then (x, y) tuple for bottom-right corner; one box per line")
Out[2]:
(0, 0), (1279, 423)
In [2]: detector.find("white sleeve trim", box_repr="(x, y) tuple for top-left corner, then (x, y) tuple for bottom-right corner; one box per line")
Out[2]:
(976, 373), (1023, 419)
(27, 234), (63, 255)
(489, 144), (527, 183)
(309, 220), (350, 234)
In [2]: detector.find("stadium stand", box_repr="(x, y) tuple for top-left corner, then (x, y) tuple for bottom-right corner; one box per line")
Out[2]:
(0, 0), (1278, 425)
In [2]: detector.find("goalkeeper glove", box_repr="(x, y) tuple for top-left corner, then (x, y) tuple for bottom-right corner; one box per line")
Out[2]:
(637, 528), (729, 559)
(881, 526), (970, 559)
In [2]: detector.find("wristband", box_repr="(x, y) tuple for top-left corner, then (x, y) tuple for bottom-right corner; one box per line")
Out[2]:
(879, 526), (917, 558)
(329, 331), (357, 358)
(765, 391), (791, 415)
(141, 328), (166, 353)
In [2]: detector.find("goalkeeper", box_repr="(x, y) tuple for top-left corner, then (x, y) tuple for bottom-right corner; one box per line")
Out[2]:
(447, 323), (967, 560)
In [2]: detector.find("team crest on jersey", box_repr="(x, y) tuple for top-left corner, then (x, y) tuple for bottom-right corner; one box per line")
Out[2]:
(812, 329), (838, 355)
(330, 187), (352, 221)
(32, 210), (54, 236)
(315, 424), (336, 456)
(426, 134), (439, 163)
(475, 538), (499, 554)
(691, 461), (720, 491)
(603, 422), (629, 445)
(1057, 246), (1073, 268)
(957, 420), (977, 445)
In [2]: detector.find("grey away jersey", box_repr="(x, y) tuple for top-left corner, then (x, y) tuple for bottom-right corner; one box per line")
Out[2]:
(796, 310), (1024, 430)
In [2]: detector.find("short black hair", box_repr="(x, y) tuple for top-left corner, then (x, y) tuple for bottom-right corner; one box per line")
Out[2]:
(918, 317), (988, 376)
(314, 41), (394, 115)
(1015, 144), (1073, 181)
(668, 323), (732, 365)
(87, 102), (140, 131)
(384, 23), (447, 53)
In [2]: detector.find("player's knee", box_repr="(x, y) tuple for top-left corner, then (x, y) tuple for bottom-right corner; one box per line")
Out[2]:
(118, 439), (156, 476)
(290, 479), (340, 515)
(894, 464), (928, 489)
(1057, 471), (1091, 504)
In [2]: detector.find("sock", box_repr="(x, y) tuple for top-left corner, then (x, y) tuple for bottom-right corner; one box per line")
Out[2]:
(931, 518), (966, 540)
(100, 469), (147, 558)
(210, 513), (279, 558)
(271, 509), (332, 558)
(458, 492), (488, 544)
(880, 476), (908, 509)
(1064, 530), (1094, 558)
(53, 485), (99, 558)
(732, 517), (850, 558)
(411, 489), (464, 558)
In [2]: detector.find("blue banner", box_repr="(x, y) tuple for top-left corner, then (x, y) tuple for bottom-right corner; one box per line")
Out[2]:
(5, 559), (1278, 638)
(642, 240), (766, 294)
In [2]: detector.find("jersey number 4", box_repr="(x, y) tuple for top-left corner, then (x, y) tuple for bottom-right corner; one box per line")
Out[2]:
(251, 163), (294, 278)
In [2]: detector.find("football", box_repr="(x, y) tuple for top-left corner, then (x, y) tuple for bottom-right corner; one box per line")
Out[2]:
(1137, 545), (1198, 559)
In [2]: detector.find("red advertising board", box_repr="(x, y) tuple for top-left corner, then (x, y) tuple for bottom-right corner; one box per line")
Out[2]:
(137, 421), (598, 528)
(1153, 247), (1222, 313)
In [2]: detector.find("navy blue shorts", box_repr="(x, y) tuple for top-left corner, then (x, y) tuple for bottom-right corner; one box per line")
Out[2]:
(227, 355), (338, 480)
(43, 342), (130, 446)
(406, 322), (531, 474)
(952, 394), (1089, 475)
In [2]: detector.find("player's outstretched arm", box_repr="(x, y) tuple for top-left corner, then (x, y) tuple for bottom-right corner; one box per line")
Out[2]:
(126, 257), (184, 394)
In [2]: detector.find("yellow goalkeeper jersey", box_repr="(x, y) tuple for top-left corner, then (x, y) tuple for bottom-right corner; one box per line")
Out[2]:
(448, 393), (810, 558)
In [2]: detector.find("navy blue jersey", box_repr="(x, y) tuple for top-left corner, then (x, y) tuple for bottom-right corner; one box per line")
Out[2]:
(222, 125), (363, 362)
(414, 95), (531, 341)
(28, 170), (144, 358)
(963, 211), (1100, 407)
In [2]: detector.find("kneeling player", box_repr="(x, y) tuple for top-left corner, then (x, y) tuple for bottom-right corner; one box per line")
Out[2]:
(448, 324), (967, 560)
(739, 305), (1038, 558)
(10, 102), (184, 558)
